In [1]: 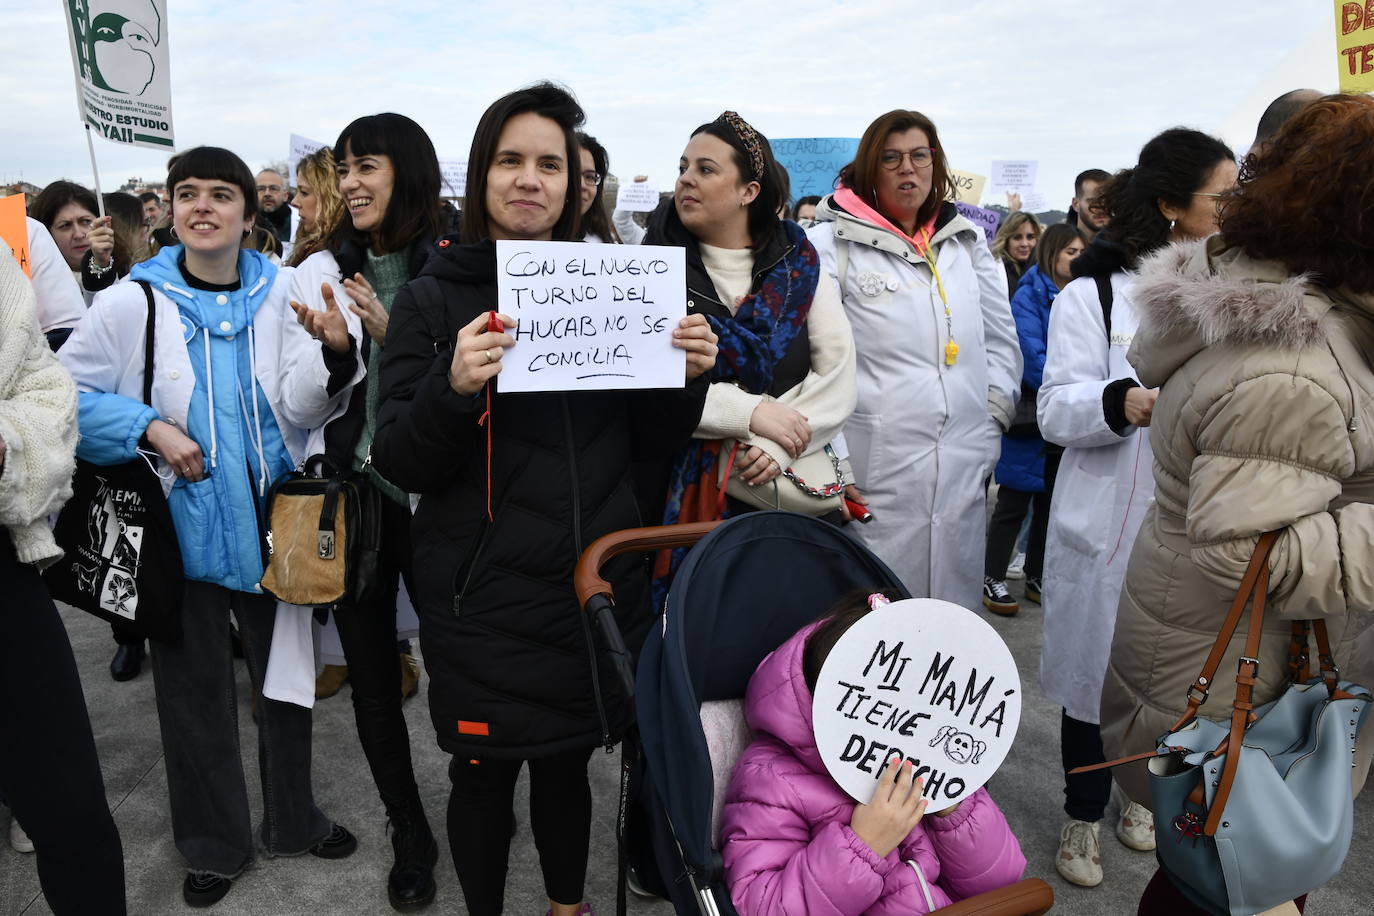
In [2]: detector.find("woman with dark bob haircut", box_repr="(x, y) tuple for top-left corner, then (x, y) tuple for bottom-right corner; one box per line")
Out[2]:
(806, 109), (1022, 612)
(1100, 93), (1374, 913)
(57, 145), (357, 908)
(286, 111), (446, 911)
(371, 82), (718, 916)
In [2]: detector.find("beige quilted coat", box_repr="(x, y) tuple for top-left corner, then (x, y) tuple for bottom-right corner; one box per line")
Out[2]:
(1100, 236), (1374, 805)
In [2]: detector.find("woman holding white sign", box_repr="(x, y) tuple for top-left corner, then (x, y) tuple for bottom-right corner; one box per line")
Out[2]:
(371, 82), (716, 916)
(286, 112), (447, 912)
(644, 110), (857, 594)
(807, 110), (1022, 611)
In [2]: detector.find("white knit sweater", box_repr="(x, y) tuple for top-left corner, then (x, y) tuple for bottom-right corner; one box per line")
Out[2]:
(0, 253), (77, 568)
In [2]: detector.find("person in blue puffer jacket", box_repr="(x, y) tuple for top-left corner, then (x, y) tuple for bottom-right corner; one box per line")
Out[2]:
(981, 224), (1088, 616)
(57, 147), (365, 908)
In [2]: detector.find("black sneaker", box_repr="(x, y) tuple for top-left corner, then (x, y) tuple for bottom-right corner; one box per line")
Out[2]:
(982, 576), (1019, 616)
(1024, 577), (1042, 605)
(183, 871), (232, 908)
(309, 824), (358, 860)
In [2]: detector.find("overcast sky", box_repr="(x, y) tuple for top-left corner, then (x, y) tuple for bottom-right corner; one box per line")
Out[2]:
(1, 1), (1339, 211)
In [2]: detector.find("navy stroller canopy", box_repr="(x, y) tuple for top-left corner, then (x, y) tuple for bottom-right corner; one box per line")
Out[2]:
(636, 512), (910, 913)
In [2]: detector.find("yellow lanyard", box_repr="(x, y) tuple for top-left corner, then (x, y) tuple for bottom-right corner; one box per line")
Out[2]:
(917, 228), (957, 366)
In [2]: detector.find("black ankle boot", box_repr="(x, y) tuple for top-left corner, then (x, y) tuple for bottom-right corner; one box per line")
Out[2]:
(387, 811), (438, 912)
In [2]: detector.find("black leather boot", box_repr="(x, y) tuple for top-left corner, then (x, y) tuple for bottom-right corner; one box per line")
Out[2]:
(387, 808), (438, 911)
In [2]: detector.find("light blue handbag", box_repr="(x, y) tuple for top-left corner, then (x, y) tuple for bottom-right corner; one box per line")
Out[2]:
(1146, 532), (1371, 916)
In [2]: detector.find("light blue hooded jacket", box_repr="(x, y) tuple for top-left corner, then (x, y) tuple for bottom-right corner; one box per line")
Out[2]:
(73, 246), (294, 592)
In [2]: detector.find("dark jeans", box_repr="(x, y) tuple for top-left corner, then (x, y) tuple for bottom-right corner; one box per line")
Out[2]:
(1137, 868), (1308, 914)
(332, 491), (425, 820)
(984, 484), (1050, 581)
(1061, 709), (1111, 822)
(150, 579), (332, 876)
(447, 747), (595, 914)
(0, 531), (126, 914)
(111, 619), (142, 647)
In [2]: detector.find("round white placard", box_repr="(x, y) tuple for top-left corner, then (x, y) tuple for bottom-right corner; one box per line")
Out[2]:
(812, 598), (1021, 807)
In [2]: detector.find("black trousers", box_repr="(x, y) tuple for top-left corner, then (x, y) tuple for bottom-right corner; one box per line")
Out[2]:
(332, 490), (426, 821)
(983, 484), (1050, 581)
(447, 747), (595, 914)
(1061, 709), (1112, 822)
(0, 531), (126, 914)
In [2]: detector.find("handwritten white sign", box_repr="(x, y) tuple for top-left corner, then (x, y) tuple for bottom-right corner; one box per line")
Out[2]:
(1019, 191), (1049, 214)
(813, 598), (1022, 807)
(494, 240), (685, 393)
(614, 179), (660, 213)
(288, 134), (328, 187)
(439, 158), (468, 198)
(990, 160), (1039, 196)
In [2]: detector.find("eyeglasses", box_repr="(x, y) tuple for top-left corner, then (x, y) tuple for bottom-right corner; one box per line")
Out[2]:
(256, 184), (285, 193)
(1192, 192), (1226, 198)
(879, 147), (937, 170)
(581, 171), (603, 186)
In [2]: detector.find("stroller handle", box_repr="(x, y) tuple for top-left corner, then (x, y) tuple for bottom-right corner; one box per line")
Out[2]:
(574, 521), (721, 607)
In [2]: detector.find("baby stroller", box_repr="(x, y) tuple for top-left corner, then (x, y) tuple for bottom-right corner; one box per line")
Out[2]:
(576, 511), (1053, 916)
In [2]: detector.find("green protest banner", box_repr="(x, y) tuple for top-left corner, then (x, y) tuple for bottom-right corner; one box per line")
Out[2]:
(62, 0), (175, 150)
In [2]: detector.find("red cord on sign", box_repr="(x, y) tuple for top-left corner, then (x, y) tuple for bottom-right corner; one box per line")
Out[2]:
(477, 310), (503, 521)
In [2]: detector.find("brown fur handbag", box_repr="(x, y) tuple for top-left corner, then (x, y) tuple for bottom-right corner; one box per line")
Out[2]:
(260, 457), (365, 606)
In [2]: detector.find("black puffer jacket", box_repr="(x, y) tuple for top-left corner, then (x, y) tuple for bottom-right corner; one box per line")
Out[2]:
(372, 238), (708, 759)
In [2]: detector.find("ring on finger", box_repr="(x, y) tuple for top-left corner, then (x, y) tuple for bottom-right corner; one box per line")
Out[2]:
(483, 348), (494, 364)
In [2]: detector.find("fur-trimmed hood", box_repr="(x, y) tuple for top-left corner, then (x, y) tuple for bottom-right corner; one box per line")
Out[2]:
(1127, 235), (1336, 388)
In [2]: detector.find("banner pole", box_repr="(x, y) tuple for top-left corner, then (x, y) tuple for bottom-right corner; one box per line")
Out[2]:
(84, 123), (106, 218)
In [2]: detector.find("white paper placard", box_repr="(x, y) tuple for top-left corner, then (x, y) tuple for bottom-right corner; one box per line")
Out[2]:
(288, 134), (327, 187)
(439, 158), (468, 197)
(990, 160), (1039, 195)
(1019, 191), (1049, 214)
(812, 598), (1022, 807)
(614, 179), (660, 212)
(495, 240), (685, 393)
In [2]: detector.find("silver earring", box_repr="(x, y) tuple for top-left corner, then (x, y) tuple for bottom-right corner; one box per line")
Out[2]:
(1169, 219), (1176, 231)
(170, 224), (178, 240)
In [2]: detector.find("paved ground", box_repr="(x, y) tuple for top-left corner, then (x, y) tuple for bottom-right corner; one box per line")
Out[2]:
(4, 575), (1374, 914)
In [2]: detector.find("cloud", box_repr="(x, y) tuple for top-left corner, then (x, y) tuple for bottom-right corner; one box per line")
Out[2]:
(4, 0), (1336, 206)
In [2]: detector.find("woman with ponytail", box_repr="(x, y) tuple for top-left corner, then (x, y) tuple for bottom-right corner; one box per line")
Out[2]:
(1036, 127), (1235, 888)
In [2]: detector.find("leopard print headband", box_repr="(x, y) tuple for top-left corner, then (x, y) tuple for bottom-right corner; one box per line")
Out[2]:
(718, 110), (765, 181)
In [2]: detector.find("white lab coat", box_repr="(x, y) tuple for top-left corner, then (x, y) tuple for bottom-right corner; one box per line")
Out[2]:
(1036, 271), (1155, 723)
(26, 218), (85, 333)
(809, 199), (1021, 608)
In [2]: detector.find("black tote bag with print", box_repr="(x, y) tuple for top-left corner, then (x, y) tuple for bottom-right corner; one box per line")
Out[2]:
(45, 282), (184, 643)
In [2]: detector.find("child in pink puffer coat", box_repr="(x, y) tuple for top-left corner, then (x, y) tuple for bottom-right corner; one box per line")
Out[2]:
(720, 593), (1027, 916)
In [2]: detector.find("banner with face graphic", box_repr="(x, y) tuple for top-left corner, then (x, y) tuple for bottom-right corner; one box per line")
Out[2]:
(812, 598), (1022, 808)
(62, 0), (174, 150)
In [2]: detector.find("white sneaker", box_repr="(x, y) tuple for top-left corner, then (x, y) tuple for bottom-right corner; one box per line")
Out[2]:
(1116, 796), (1156, 851)
(9, 816), (34, 853)
(1006, 551), (1027, 579)
(1056, 819), (1102, 887)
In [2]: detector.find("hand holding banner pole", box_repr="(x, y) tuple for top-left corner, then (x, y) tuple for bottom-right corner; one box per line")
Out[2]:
(84, 124), (106, 219)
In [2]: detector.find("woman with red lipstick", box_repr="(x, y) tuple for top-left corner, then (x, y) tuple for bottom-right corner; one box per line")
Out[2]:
(642, 111), (858, 595)
(807, 110), (1022, 611)
(371, 83), (717, 916)
(286, 113), (446, 912)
